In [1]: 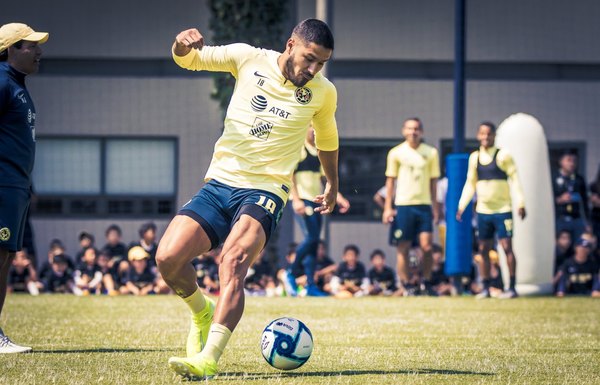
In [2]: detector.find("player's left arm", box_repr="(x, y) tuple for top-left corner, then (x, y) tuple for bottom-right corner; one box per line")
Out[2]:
(312, 83), (339, 215)
(499, 150), (526, 219)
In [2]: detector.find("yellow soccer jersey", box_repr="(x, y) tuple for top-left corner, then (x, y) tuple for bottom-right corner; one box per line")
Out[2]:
(385, 142), (440, 206)
(458, 146), (526, 214)
(173, 43), (338, 202)
(294, 143), (324, 200)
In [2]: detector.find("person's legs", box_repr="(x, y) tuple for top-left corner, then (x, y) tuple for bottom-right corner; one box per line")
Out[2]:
(395, 241), (412, 288)
(156, 214), (215, 357)
(169, 214), (267, 379)
(477, 239), (494, 298)
(0, 249), (13, 319)
(418, 231), (435, 294)
(292, 201), (323, 294)
(498, 237), (519, 298)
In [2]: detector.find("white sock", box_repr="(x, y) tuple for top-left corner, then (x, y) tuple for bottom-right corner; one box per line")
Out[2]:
(201, 323), (232, 363)
(183, 287), (207, 315)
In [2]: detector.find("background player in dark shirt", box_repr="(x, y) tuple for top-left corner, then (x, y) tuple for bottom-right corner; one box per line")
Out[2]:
(7, 249), (40, 295)
(0, 22), (48, 353)
(42, 254), (76, 294)
(121, 246), (156, 296)
(367, 249), (399, 296)
(556, 237), (599, 297)
(552, 151), (589, 242)
(331, 244), (368, 298)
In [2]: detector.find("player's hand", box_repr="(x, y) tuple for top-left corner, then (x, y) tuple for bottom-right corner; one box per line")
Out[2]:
(557, 192), (571, 204)
(292, 198), (306, 215)
(518, 207), (527, 220)
(336, 194), (350, 214)
(456, 208), (463, 222)
(382, 208), (396, 224)
(174, 28), (204, 56)
(433, 206), (440, 225)
(314, 183), (337, 214)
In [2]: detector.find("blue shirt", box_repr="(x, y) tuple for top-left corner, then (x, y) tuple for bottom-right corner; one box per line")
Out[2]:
(0, 62), (37, 188)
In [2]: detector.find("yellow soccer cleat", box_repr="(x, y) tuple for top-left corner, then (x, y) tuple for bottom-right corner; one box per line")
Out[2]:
(168, 355), (218, 380)
(186, 296), (216, 357)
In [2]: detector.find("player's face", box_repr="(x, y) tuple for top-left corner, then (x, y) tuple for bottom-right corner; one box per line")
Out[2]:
(559, 154), (577, 174)
(402, 120), (423, 146)
(284, 38), (331, 87)
(8, 41), (43, 75)
(477, 125), (495, 148)
(83, 248), (96, 263)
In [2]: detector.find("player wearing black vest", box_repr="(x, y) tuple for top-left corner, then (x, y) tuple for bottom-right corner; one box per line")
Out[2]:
(0, 23), (48, 354)
(457, 122), (526, 299)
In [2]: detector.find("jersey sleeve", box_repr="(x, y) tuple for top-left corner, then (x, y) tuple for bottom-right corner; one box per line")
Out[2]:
(458, 152), (479, 211)
(312, 82), (339, 151)
(172, 43), (256, 77)
(498, 150), (526, 209)
(429, 148), (441, 179)
(385, 148), (399, 178)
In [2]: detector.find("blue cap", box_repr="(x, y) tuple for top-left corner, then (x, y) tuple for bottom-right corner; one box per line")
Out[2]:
(575, 237), (593, 249)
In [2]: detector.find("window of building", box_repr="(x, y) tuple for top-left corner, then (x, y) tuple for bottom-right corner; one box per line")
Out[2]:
(332, 139), (397, 222)
(31, 137), (178, 217)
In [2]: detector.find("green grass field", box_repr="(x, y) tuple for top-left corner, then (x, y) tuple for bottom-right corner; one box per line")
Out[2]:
(1, 294), (599, 384)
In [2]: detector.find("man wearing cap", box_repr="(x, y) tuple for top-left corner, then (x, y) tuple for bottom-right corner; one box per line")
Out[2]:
(0, 22), (48, 354)
(556, 236), (600, 297)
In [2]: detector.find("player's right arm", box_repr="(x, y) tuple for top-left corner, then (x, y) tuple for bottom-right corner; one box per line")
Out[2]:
(382, 148), (398, 224)
(456, 152), (478, 221)
(172, 28), (252, 75)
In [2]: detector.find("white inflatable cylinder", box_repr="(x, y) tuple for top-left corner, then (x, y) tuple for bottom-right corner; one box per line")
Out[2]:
(496, 113), (554, 295)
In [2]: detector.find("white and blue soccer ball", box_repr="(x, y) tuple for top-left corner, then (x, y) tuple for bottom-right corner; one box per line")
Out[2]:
(260, 317), (313, 370)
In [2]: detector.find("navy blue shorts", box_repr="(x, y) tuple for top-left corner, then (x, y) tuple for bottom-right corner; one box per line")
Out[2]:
(0, 187), (31, 252)
(389, 204), (433, 246)
(178, 179), (285, 250)
(478, 212), (513, 240)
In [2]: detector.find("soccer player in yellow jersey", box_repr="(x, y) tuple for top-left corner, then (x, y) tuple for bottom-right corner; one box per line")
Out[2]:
(156, 19), (340, 380)
(456, 122), (526, 299)
(383, 118), (440, 296)
(285, 126), (350, 297)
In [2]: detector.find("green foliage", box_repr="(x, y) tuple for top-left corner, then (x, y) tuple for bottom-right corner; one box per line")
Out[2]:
(208, 0), (290, 119)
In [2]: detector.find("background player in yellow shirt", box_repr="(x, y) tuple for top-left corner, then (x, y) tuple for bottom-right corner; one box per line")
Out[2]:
(286, 126), (350, 297)
(383, 118), (440, 296)
(456, 122), (526, 299)
(155, 19), (340, 380)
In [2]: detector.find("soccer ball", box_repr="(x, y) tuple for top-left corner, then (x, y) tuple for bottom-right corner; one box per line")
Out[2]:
(260, 317), (313, 370)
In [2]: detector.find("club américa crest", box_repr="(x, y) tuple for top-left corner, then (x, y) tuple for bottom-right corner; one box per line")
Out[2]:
(294, 87), (312, 105)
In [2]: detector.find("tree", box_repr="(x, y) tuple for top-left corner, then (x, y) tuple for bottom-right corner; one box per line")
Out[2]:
(208, 0), (290, 119)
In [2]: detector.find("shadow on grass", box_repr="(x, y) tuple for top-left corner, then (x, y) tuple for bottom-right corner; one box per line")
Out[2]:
(33, 347), (178, 354)
(214, 368), (495, 381)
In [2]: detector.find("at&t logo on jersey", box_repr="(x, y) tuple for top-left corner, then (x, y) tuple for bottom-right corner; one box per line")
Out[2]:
(249, 117), (274, 141)
(251, 95), (268, 112)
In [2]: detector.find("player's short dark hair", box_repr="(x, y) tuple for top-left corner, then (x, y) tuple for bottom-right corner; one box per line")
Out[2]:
(559, 149), (577, 160)
(83, 246), (97, 255)
(343, 244), (360, 255)
(369, 249), (385, 260)
(287, 242), (298, 256)
(479, 121), (496, 133)
(292, 19), (334, 50)
(78, 231), (94, 242)
(138, 222), (157, 238)
(105, 224), (122, 237)
(403, 117), (423, 129)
